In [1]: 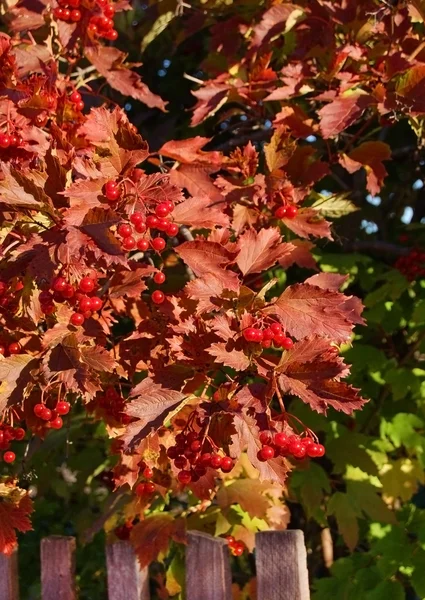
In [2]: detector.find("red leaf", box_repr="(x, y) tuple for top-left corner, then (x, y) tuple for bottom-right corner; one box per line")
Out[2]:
(251, 4), (303, 48)
(339, 141), (391, 196)
(318, 94), (374, 139)
(0, 354), (38, 413)
(158, 137), (222, 167)
(236, 228), (295, 275)
(80, 207), (124, 256)
(190, 82), (230, 126)
(85, 47), (166, 111)
(277, 339), (367, 415)
(207, 342), (250, 371)
(176, 241), (240, 291)
(263, 283), (363, 342)
(278, 239), (318, 270)
(0, 486), (33, 555)
(172, 195), (229, 229)
(185, 275), (230, 313)
(282, 208), (333, 240)
(130, 514), (186, 568)
(123, 377), (186, 448)
(63, 179), (106, 227)
(0, 166), (44, 209)
(109, 266), (154, 299)
(169, 165), (223, 203)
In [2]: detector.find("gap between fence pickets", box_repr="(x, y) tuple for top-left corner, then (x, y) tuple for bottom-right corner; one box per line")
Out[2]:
(0, 529), (310, 600)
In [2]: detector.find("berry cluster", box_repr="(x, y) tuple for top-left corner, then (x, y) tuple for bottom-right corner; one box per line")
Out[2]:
(258, 431), (325, 461)
(94, 387), (132, 425)
(135, 465), (156, 497)
(33, 400), (70, 431)
(0, 423), (26, 464)
(274, 205), (298, 219)
(0, 278), (24, 314)
(0, 341), (21, 357)
(395, 248), (425, 281)
(167, 429), (234, 485)
(243, 322), (293, 349)
(53, 0), (118, 41)
(68, 90), (84, 112)
(225, 536), (245, 557)
(39, 275), (102, 327)
(0, 131), (22, 151)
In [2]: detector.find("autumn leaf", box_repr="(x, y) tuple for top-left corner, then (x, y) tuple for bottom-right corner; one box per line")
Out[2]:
(217, 479), (274, 519)
(282, 208), (333, 240)
(0, 166), (44, 209)
(123, 377), (187, 448)
(250, 3), (304, 48)
(263, 283), (363, 342)
(109, 266), (154, 298)
(130, 514), (186, 567)
(318, 94), (375, 139)
(264, 127), (296, 172)
(172, 195), (229, 229)
(176, 241), (240, 290)
(339, 141), (391, 196)
(80, 207), (124, 256)
(0, 485), (33, 555)
(278, 239), (318, 270)
(190, 82), (230, 126)
(207, 342), (250, 371)
(159, 137), (222, 167)
(0, 354), (38, 412)
(236, 228), (295, 275)
(169, 165), (224, 203)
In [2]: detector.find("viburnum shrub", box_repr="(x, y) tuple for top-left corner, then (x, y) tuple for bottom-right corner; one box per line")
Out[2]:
(3, 0), (424, 590)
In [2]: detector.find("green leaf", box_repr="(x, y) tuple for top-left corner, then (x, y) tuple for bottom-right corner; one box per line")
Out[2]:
(346, 481), (396, 524)
(381, 413), (423, 449)
(326, 431), (379, 476)
(364, 270), (409, 307)
(365, 580), (405, 600)
(327, 492), (360, 550)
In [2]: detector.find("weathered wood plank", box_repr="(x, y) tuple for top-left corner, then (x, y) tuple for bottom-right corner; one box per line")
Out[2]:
(106, 541), (150, 600)
(41, 536), (76, 600)
(256, 530), (310, 600)
(0, 549), (19, 600)
(186, 531), (232, 600)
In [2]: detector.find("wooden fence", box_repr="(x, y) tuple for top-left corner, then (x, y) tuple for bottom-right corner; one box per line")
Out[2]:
(0, 530), (310, 600)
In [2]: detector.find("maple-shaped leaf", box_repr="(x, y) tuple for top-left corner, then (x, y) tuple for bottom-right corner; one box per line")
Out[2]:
(217, 479), (274, 519)
(85, 47), (166, 111)
(277, 338), (367, 415)
(80, 346), (116, 373)
(172, 195), (229, 229)
(185, 275), (228, 313)
(231, 411), (290, 484)
(0, 484), (33, 555)
(327, 492), (359, 551)
(263, 283), (362, 342)
(339, 141), (391, 196)
(190, 81), (230, 126)
(123, 377), (186, 448)
(264, 127), (296, 172)
(236, 228), (295, 275)
(130, 514), (186, 568)
(159, 137), (222, 167)
(62, 179), (107, 226)
(278, 239), (318, 270)
(109, 266), (154, 299)
(250, 3), (304, 48)
(80, 207), (124, 256)
(169, 165), (223, 203)
(78, 106), (149, 175)
(0, 354), (38, 413)
(0, 166), (45, 209)
(207, 342), (250, 371)
(285, 146), (330, 186)
(282, 208), (333, 240)
(305, 273), (348, 291)
(176, 241), (240, 290)
(318, 94), (375, 139)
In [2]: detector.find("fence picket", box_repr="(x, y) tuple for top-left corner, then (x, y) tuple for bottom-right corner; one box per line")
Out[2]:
(186, 531), (232, 600)
(256, 530), (310, 600)
(106, 541), (150, 600)
(0, 549), (19, 600)
(41, 536), (76, 600)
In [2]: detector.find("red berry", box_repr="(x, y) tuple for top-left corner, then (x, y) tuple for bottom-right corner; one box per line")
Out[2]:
(259, 431), (272, 445)
(156, 219), (170, 232)
(69, 91), (81, 103)
(174, 456), (187, 469)
(262, 328), (274, 341)
(286, 205), (298, 219)
(34, 404), (45, 417)
(281, 337), (294, 350)
(40, 407), (52, 421)
(53, 7), (64, 18)
(137, 239), (149, 251)
(8, 342), (20, 355)
(274, 206), (287, 218)
(226, 535), (235, 545)
(88, 22), (98, 33)
(62, 8), (71, 19)
(70, 312), (84, 326)
(144, 482), (156, 494)
(146, 215), (159, 228)
(135, 483), (146, 496)
(105, 180), (117, 192)
(70, 8), (81, 21)
(56, 401), (70, 415)
(103, 3), (115, 16)
(68, 0), (80, 7)
(151, 238), (166, 252)
(190, 440), (202, 452)
(3, 451), (15, 464)
(53, 277), (67, 292)
(232, 542), (244, 556)
(13, 428), (25, 441)
(220, 456), (233, 472)
(259, 445), (275, 461)
(105, 187), (120, 202)
(135, 222), (147, 234)
(62, 284), (75, 299)
(122, 236), (136, 250)
(42, 303), (55, 315)
(210, 454), (222, 469)
(90, 296), (102, 311)
(155, 203), (170, 218)
(143, 466), (153, 479)
(166, 223), (179, 237)
(130, 212), (144, 225)
(39, 290), (54, 303)
(79, 296), (92, 312)
(153, 272), (166, 284)
(199, 453), (211, 466)
(273, 332), (287, 347)
(270, 322), (282, 334)
(243, 327), (261, 342)
(274, 432), (288, 447)
(118, 223), (133, 238)
(292, 444), (307, 459)
(75, 101), (84, 111)
(104, 29), (118, 41)
(79, 277), (95, 293)
(178, 470), (192, 484)
(50, 416), (63, 429)
(151, 290), (165, 304)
